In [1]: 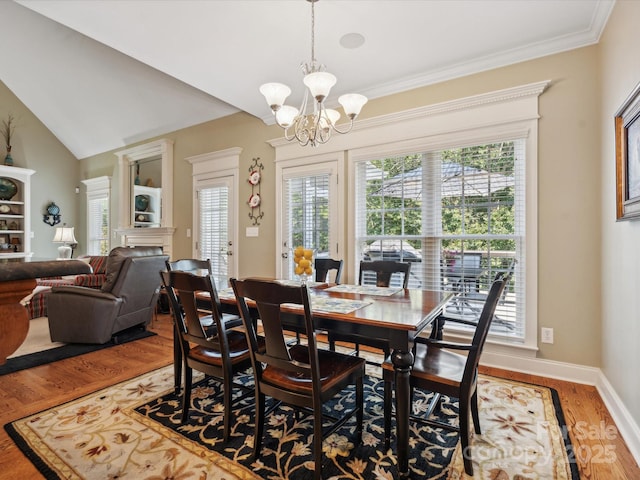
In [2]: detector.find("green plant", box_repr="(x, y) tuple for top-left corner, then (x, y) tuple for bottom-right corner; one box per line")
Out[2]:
(1, 114), (15, 147)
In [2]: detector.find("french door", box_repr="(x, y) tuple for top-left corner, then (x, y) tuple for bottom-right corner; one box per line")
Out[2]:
(195, 175), (236, 288)
(277, 155), (342, 279)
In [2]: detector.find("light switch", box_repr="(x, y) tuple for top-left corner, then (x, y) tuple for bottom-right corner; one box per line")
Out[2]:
(246, 227), (259, 237)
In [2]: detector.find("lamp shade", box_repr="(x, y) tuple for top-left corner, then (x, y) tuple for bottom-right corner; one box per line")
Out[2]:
(303, 71), (336, 102)
(53, 226), (77, 244)
(275, 105), (299, 128)
(259, 83), (291, 110)
(338, 93), (368, 119)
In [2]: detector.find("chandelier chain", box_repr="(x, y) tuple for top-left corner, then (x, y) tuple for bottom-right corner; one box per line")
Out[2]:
(310, 0), (316, 64)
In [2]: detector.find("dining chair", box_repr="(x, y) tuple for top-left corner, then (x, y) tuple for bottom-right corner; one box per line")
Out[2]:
(164, 259), (242, 395)
(314, 258), (344, 283)
(382, 274), (507, 476)
(231, 278), (365, 480)
(359, 260), (411, 288)
(329, 260), (411, 362)
(163, 270), (255, 441)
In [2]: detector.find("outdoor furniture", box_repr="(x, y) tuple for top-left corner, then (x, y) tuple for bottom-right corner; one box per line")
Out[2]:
(231, 278), (365, 480)
(164, 271), (254, 441)
(382, 275), (507, 476)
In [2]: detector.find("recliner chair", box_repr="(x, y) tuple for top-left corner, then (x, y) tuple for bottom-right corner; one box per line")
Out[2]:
(47, 246), (169, 344)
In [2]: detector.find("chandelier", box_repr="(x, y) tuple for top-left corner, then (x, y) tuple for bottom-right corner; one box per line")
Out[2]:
(259, 0), (367, 147)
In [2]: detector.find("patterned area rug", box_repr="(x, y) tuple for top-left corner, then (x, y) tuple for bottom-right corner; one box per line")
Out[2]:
(5, 363), (579, 479)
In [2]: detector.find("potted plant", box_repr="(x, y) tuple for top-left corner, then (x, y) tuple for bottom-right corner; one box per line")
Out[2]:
(1, 114), (15, 166)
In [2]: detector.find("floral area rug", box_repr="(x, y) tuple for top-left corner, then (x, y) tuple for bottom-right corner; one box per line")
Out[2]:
(5, 365), (579, 479)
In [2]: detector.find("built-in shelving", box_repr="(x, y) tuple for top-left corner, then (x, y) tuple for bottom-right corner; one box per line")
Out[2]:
(0, 165), (35, 259)
(133, 185), (161, 228)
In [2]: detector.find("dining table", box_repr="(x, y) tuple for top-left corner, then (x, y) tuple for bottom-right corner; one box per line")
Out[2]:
(202, 280), (452, 478)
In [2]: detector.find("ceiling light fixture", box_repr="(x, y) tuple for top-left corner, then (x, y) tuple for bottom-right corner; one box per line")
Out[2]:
(259, 0), (367, 147)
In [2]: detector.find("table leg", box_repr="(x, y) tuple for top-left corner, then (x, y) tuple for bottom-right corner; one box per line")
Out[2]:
(392, 348), (414, 478)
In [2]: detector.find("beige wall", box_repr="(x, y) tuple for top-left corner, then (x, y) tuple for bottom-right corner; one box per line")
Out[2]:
(599, 0), (640, 428)
(0, 81), (80, 259)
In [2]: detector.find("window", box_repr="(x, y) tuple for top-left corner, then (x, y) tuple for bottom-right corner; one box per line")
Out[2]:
(82, 176), (110, 255)
(354, 141), (524, 340)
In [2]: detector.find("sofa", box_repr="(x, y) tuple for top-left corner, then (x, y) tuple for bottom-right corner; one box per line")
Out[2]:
(25, 255), (108, 319)
(47, 246), (168, 344)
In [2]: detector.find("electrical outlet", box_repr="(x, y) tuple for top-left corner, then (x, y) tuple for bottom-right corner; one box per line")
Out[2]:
(541, 327), (554, 344)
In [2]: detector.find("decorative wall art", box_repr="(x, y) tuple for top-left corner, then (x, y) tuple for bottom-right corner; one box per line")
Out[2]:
(615, 81), (640, 220)
(247, 157), (264, 226)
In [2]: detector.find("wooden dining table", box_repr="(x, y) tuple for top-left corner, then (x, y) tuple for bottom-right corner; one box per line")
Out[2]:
(206, 280), (451, 478)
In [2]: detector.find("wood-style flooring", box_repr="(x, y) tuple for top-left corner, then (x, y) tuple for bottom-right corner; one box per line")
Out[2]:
(0, 313), (638, 479)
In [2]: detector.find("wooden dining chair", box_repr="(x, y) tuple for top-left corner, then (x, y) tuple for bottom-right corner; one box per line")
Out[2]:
(163, 260), (242, 395)
(314, 258), (344, 283)
(382, 275), (507, 476)
(163, 271), (255, 441)
(359, 260), (411, 288)
(329, 260), (411, 362)
(231, 278), (366, 480)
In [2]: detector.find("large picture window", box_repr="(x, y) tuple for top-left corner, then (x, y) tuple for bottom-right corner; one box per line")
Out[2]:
(354, 140), (524, 340)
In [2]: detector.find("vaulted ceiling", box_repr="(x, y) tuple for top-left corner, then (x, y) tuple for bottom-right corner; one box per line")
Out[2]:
(1, 0), (614, 159)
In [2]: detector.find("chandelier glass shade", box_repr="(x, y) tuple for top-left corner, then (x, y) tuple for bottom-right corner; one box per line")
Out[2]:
(259, 0), (367, 147)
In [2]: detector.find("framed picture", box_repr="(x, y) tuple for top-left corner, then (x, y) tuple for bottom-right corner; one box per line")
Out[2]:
(615, 81), (640, 220)
(0, 235), (7, 246)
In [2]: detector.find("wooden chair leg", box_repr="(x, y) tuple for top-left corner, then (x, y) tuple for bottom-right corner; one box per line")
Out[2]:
(313, 407), (323, 480)
(471, 388), (481, 434)
(356, 377), (364, 444)
(223, 375), (232, 442)
(253, 390), (265, 460)
(459, 398), (474, 476)
(383, 371), (393, 449)
(181, 365), (192, 424)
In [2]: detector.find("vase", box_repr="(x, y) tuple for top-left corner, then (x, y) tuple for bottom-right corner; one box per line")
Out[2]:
(4, 146), (13, 166)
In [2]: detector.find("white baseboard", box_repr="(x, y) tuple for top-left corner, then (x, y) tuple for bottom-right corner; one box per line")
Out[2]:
(596, 371), (640, 468)
(480, 350), (640, 467)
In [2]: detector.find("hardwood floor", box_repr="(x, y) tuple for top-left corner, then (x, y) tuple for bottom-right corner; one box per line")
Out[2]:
(0, 313), (638, 479)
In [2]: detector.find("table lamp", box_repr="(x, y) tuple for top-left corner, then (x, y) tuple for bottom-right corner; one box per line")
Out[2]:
(53, 225), (77, 259)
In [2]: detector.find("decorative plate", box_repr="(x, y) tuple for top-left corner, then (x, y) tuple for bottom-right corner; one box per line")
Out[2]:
(0, 177), (18, 201)
(248, 170), (261, 185)
(0, 204), (11, 214)
(47, 202), (60, 215)
(248, 193), (261, 208)
(135, 195), (149, 212)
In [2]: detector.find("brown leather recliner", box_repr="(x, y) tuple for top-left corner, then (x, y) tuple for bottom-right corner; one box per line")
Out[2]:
(47, 246), (169, 344)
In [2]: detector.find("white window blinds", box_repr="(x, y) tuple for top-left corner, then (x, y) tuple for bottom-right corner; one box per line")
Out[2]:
(87, 194), (109, 255)
(198, 185), (229, 288)
(355, 140), (525, 340)
(283, 173), (330, 278)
